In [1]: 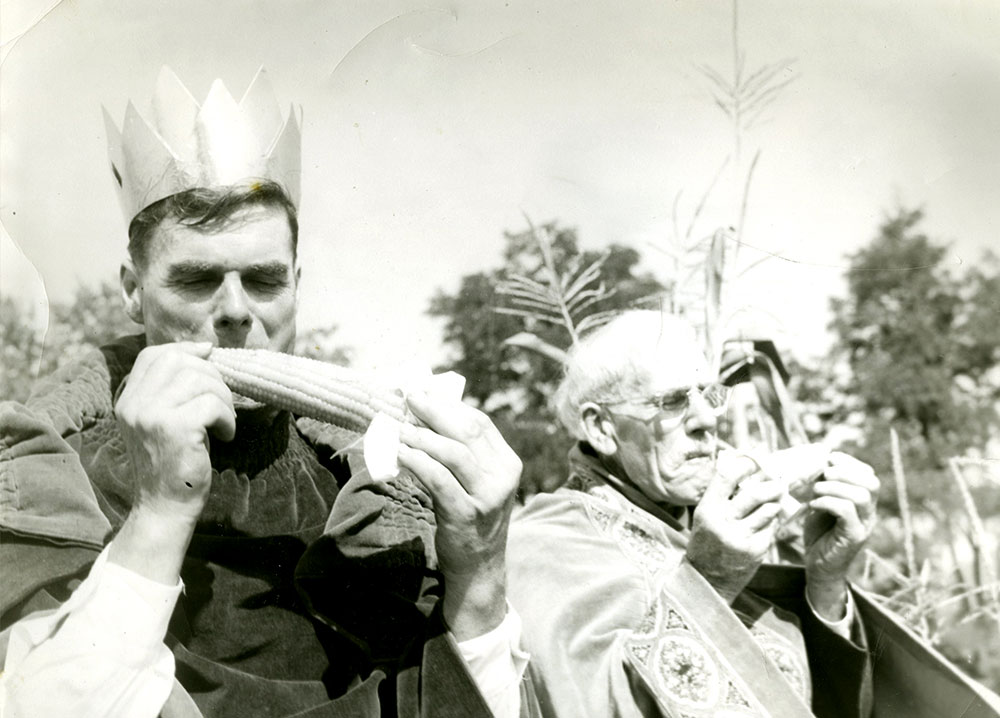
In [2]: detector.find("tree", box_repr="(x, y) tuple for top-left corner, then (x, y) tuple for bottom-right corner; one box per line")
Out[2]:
(825, 208), (1000, 692)
(40, 282), (144, 377)
(1, 297), (45, 403)
(829, 208), (1000, 480)
(1, 283), (142, 403)
(429, 221), (665, 495)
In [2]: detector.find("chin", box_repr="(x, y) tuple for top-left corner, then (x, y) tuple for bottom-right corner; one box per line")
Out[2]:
(658, 461), (716, 501)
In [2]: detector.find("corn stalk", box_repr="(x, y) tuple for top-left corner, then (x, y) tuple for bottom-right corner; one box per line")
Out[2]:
(891, 427), (930, 637)
(949, 457), (1000, 609)
(666, 0), (798, 441)
(494, 214), (622, 359)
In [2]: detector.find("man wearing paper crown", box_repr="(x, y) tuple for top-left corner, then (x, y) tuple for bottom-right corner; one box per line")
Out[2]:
(0, 68), (534, 717)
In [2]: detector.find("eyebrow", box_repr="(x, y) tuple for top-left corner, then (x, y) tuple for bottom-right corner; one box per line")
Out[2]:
(242, 262), (292, 279)
(165, 261), (291, 281)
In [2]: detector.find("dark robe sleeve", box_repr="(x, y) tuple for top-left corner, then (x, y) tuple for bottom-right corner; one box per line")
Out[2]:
(294, 465), (503, 717)
(800, 593), (874, 718)
(748, 564), (874, 718)
(0, 398), (111, 620)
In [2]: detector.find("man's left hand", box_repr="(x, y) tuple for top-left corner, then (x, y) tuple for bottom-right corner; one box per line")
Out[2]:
(803, 452), (880, 620)
(397, 392), (522, 641)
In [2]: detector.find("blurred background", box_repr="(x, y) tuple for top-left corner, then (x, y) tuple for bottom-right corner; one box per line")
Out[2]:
(3, 0), (998, 695)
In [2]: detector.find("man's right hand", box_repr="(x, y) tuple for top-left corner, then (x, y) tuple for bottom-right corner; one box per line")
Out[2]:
(109, 342), (235, 583)
(685, 465), (784, 604)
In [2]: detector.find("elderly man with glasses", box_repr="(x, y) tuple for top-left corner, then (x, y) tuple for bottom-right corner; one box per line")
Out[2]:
(506, 310), (879, 718)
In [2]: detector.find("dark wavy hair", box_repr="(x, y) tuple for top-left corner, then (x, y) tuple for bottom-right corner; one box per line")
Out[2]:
(127, 180), (298, 270)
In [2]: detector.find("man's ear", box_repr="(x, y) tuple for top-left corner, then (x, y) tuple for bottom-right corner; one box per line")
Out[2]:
(580, 402), (618, 456)
(120, 260), (144, 325)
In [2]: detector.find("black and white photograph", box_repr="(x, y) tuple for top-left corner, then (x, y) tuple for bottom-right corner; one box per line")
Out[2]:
(2, 1), (999, 716)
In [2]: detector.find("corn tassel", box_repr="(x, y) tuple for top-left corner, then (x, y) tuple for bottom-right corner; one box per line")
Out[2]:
(208, 348), (407, 433)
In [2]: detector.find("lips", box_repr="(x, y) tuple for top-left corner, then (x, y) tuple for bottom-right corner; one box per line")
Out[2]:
(684, 445), (716, 461)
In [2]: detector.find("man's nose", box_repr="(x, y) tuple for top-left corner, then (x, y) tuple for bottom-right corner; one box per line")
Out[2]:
(215, 275), (252, 333)
(684, 389), (718, 432)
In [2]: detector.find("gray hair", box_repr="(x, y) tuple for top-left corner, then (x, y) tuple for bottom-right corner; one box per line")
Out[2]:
(553, 311), (701, 439)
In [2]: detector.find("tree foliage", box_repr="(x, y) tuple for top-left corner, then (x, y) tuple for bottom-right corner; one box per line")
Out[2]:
(429, 221), (665, 495)
(1, 297), (46, 403)
(828, 207), (1000, 499)
(1, 283), (141, 403)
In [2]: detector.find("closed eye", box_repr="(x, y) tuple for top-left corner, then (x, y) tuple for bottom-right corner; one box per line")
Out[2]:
(242, 268), (291, 294)
(649, 391), (688, 412)
(170, 272), (222, 292)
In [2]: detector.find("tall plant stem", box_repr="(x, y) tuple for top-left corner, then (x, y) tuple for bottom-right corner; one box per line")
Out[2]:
(891, 428), (929, 637)
(949, 457), (999, 609)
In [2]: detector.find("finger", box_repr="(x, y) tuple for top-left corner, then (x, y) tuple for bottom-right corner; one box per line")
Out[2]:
(825, 453), (880, 491)
(406, 392), (504, 451)
(730, 478), (784, 518)
(702, 457), (751, 502)
(812, 480), (875, 517)
(185, 392), (237, 442)
(397, 444), (471, 509)
(808, 495), (865, 537)
(168, 341), (215, 359)
(743, 501), (782, 532)
(128, 342), (214, 386)
(127, 346), (219, 397)
(715, 451), (760, 484)
(399, 423), (484, 495)
(143, 361), (234, 412)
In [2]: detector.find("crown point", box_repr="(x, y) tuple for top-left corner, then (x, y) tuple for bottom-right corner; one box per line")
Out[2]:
(105, 68), (302, 223)
(152, 67), (200, 156)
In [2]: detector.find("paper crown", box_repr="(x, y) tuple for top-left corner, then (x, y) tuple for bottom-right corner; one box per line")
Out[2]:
(103, 66), (301, 223)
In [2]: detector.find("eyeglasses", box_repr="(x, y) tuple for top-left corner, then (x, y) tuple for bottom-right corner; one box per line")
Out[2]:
(600, 383), (731, 424)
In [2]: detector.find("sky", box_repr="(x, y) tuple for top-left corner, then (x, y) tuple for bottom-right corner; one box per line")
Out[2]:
(2, 0), (998, 371)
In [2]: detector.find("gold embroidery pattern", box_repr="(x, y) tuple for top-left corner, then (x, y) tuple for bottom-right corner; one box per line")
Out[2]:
(570, 469), (810, 715)
(614, 519), (672, 576)
(735, 611), (811, 704)
(626, 589), (765, 717)
(571, 472), (673, 579)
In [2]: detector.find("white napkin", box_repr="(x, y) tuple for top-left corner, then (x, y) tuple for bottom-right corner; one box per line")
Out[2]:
(363, 370), (466, 480)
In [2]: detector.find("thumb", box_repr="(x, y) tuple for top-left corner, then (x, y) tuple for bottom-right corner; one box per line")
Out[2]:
(701, 454), (756, 501)
(703, 451), (755, 501)
(172, 341), (215, 359)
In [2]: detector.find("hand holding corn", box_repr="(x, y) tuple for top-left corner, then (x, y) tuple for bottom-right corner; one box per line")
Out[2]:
(396, 391), (523, 641)
(110, 342), (236, 583)
(113, 343), (523, 640)
(802, 452), (880, 621)
(205, 346), (522, 640)
(687, 460), (785, 604)
(713, 445), (880, 620)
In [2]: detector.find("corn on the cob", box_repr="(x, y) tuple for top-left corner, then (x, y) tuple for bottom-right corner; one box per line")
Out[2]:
(208, 348), (407, 433)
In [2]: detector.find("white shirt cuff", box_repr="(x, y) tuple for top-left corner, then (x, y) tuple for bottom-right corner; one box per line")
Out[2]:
(2, 543), (182, 718)
(455, 603), (530, 718)
(805, 585), (856, 640)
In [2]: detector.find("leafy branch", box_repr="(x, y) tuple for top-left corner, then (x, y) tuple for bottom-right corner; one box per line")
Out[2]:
(494, 214), (622, 360)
